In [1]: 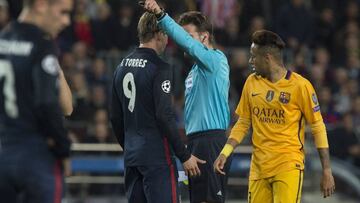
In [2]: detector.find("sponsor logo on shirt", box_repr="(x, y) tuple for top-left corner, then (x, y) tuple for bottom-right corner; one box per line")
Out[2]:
(253, 107), (286, 124)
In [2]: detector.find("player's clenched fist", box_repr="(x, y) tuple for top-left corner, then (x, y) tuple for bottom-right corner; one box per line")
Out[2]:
(141, 0), (162, 14)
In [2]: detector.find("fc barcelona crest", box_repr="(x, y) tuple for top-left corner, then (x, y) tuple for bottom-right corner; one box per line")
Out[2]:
(279, 92), (291, 104)
(266, 90), (275, 102)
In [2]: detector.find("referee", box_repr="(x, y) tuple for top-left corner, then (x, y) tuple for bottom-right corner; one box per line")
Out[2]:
(144, 1), (232, 202)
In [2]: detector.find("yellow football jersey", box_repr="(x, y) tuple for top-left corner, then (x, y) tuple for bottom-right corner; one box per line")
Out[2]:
(235, 71), (327, 180)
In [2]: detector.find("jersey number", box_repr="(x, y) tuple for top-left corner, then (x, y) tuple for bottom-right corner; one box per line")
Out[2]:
(123, 72), (136, 112)
(0, 60), (18, 118)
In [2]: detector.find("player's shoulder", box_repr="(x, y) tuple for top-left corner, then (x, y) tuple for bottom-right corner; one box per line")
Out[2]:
(245, 72), (258, 82)
(36, 33), (56, 52)
(213, 48), (225, 56)
(156, 59), (170, 70)
(212, 49), (228, 61)
(138, 49), (170, 71)
(146, 52), (169, 69)
(5, 22), (51, 43)
(15, 22), (57, 55)
(289, 71), (313, 87)
(0, 22), (57, 59)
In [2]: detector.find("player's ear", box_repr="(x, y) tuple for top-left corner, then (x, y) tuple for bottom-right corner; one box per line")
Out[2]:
(264, 52), (271, 61)
(203, 32), (211, 43)
(200, 33), (207, 43)
(155, 32), (162, 41)
(33, 0), (49, 14)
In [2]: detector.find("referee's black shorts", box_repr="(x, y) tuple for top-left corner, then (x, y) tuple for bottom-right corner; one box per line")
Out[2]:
(187, 130), (233, 203)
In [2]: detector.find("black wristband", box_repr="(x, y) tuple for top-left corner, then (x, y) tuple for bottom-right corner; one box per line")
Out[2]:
(155, 9), (166, 20)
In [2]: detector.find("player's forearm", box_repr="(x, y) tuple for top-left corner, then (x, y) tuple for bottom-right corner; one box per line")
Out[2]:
(219, 138), (238, 158)
(59, 70), (73, 116)
(110, 117), (125, 148)
(36, 103), (71, 158)
(158, 14), (211, 66)
(220, 118), (250, 158)
(158, 14), (194, 50)
(318, 148), (332, 171)
(311, 120), (329, 148)
(228, 117), (251, 143)
(156, 107), (191, 162)
(110, 80), (125, 148)
(227, 138), (239, 148)
(165, 128), (191, 163)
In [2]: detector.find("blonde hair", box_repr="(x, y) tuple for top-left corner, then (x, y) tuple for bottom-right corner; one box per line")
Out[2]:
(137, 12), (162, 43)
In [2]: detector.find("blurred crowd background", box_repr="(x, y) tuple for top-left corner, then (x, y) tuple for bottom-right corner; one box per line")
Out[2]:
(2, 0), (360, 184)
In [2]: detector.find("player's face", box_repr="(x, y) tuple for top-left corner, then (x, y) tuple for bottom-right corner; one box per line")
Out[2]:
(249, 43), (268, 77)
(45, 0), (73, 37)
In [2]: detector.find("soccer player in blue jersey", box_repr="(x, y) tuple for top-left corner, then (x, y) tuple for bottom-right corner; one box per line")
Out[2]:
(144, 1), (232, 202)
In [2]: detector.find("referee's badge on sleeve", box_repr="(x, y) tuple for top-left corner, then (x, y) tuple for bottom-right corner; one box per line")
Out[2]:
(42, 55), (60, 76)
(161, 80), (171, 93)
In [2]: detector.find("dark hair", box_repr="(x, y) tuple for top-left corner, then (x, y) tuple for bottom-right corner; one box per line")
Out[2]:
(251, 30), (285, 61)
(23, 0), (57, 7)
(178, 11), (214, 43)
(251, 30), (286, 50)
(23, 0), (36, 6)
(137, 12), (162, 43)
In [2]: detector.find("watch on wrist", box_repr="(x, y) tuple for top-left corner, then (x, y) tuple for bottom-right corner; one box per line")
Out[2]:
(155, 8), (165, 20)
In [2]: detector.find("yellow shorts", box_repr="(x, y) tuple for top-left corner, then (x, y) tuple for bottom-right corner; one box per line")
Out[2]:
(248, 169), (303, 203)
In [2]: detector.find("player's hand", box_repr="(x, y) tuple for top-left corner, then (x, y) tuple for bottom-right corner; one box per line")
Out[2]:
(183, 155), (206, 177)
(320, 169), (335, 198)
(62, 158), (72, 177)
(142, 0), (162, 15)
(214, 154), (227, 175)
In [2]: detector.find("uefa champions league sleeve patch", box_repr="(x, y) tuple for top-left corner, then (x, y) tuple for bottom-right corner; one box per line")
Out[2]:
(42, 55), (60, 76)
(312, 93), (318, 105)
(161, 80), (171, 93)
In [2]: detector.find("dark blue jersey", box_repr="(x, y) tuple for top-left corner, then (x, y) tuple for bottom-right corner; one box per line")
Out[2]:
(111, 47), (190, 166)
(0, 22), (70, 158)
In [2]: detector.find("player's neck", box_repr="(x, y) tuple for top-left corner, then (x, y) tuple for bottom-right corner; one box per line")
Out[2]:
(18, 9), (46, 33)
(267, 65), (287, 83)
(139, 42), (161, 55)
